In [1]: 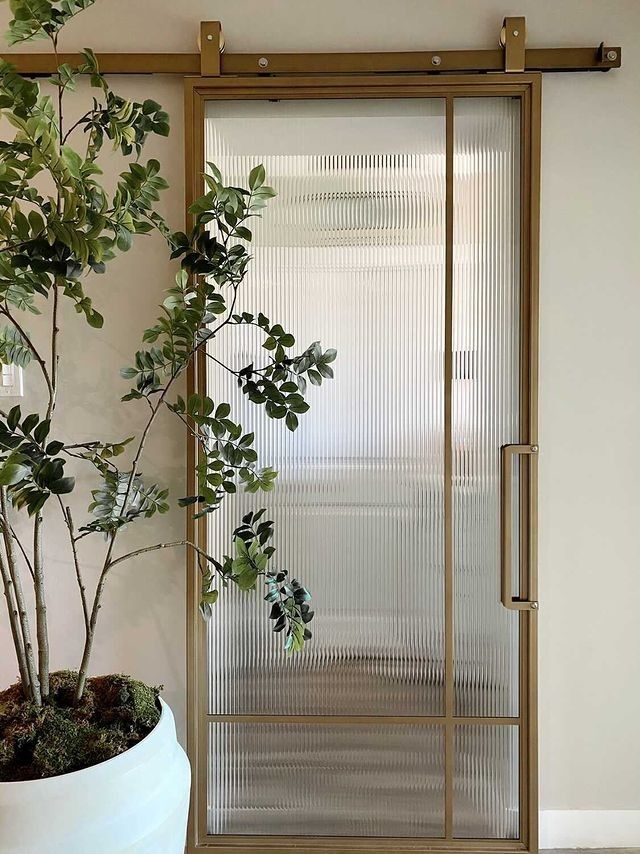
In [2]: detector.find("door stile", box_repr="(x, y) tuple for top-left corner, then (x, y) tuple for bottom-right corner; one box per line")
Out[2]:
(518, 81), (532, 852)
(514, 75), (541, 852)
(521, 75), (541, 854)
(184, 80), (211, 848)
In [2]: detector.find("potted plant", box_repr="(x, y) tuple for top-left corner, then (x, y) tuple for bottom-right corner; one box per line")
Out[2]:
(0, 2), (335, 851)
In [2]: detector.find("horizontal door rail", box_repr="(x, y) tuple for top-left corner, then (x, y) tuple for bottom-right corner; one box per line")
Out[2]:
(0, 45), (621, 76)
(194, 838), (532, 854)
(206, 714), (522, 725)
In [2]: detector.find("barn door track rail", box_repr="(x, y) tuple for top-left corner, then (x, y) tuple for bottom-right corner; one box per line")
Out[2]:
(2, 16), (621, 77)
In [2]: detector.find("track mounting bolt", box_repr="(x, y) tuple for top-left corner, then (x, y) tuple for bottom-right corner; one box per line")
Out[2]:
(606, 50), (618, 61)
(431, 55), (442, 66)
(258, 56), (269, 68)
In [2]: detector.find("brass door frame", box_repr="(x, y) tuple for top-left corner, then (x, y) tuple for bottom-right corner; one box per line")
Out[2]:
(185, 72), (541, 854)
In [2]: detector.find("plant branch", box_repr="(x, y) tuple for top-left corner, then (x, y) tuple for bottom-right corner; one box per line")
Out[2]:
(61, 113), (89, 145)
(204, 351), (239, 376)
(74, 543), (112, 702)
(73, 176), (280, 699)
(49, 31), (63, 419)
(170, 409), (207, 453)
(0, 305), (54, 407)
(108, 539), (217, 571)
(33, 513), (49, 700)
(74, 381), (172, 701)
(75, 325), (217, 699)
(0, 487), (40, 705)
(11, 525), (35, 582)
(0, 544), (30, 694)
(48, 279), (60, 419)
(58, 499), (89, 633)
(53, 34), (64, 143)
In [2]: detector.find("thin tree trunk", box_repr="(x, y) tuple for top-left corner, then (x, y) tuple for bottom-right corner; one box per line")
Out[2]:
(0, 489), (40, 705)
(59, 503), (89, 632)
(74, 542), (113, 702)
(33, 514), (49, 700)
(47, 282), (59, 419)
(0, 546), (30, 693)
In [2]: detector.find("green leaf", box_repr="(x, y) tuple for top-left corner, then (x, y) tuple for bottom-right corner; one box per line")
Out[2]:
(285, 411), (298, 432)
(248, 164), (265, 191)
(86, 309), (104, 329)
(0, 462), (28, 486)
(61, 144), (83, 179)
(202, 589), (219, 605)
(33, 419), (50, 444)
(7, 407), (20, 431)
(205, 161), (222, 183)
(49, 476), (75, 495)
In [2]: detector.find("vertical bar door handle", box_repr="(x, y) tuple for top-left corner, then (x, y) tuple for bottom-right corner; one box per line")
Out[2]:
(500, 443), (539, 610)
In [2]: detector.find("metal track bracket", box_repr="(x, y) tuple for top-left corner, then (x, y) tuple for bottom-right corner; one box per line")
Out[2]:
(502, 16), (526, 72)
(199, 21), (223, 76)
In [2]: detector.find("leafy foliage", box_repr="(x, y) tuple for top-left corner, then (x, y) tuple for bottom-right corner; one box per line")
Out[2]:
(0, 51), (170, 333)
(0, 0), (336, 690)
(234, 320), (337, 431)
(168, 393), (275, 517)
(82, 470), (169, 535)
(200, 510), (313, 652)
(4, 1), (97, 46)
(0, 405), (74, 515)
(115, 158), (336, 646)
(0, 324), (31, 367)
(118, 160), (336, 646)
(66, 437), (134, 475)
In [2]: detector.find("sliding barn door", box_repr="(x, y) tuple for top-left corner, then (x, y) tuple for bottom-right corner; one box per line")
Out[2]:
(194, 82), (539, 852)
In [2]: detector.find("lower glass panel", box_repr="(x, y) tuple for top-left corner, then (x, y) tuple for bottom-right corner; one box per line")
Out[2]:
(208, 722), (445, 837)
(453, 725), (519, 839)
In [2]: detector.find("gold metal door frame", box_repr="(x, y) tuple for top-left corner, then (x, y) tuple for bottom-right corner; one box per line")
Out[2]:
(185, 72), (541, 854)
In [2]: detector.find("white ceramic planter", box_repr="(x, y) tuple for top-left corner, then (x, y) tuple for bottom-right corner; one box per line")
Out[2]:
(0, 698), (190, 853)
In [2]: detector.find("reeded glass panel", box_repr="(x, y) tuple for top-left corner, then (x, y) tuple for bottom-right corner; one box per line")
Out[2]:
(452, 98), (521, 717)
(205, 100), (446, 715)
(453, 725), (519, 838)
(208, 723), (445, 837)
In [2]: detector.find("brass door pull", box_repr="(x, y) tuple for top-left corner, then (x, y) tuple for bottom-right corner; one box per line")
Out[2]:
(500, 443), (539, 611)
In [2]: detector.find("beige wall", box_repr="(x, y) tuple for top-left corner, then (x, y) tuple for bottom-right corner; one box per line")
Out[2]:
(1, 0), (639, 816)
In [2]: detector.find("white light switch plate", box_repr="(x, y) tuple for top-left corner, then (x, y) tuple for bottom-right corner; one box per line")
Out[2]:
(0, 364), (24, 397)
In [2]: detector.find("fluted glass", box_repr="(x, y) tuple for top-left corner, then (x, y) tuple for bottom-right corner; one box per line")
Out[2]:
(452, 98), (521, 717)
(208, 722), (445, 837)
(453, 725), (519, 838)
(204, 99), (446, 715)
